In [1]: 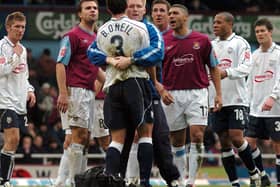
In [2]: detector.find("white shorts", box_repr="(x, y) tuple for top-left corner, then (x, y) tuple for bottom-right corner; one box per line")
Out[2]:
(60, 87), (95, 130)
(91, 99), (109, 138)
(162, 88), (208, 132)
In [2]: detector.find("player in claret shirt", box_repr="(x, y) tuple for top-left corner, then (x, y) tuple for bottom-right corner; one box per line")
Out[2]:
(159, 4), (222, 187)
(55, 0), (105, 186)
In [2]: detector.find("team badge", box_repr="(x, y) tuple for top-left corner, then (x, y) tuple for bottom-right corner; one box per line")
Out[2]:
(6, 116), (12, 124)
(193, 42), (200, 50)
(227, 47), (233, 54)
(269, 59), (276, 66)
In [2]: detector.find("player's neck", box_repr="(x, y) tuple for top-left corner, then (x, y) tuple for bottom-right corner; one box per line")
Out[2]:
(112, 13), (126, 19)
(174, 26), (188, 36)
(219, 31), (232, 40)
(260, 40), (272, 52)
(7, 36), (19, 45)
(79, 22), (94, 33)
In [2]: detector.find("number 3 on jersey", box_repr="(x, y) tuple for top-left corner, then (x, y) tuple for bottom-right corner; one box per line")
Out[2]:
(111, 35), (124, 56)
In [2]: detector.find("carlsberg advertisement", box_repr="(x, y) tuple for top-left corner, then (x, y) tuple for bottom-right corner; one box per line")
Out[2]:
(1, 10), (280, 42)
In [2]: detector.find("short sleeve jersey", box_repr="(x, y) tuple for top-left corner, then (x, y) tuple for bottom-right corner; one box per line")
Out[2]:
(57, 26), (99, 90)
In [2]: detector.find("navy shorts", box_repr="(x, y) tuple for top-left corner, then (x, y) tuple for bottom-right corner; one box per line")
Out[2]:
(0, 109), (26, 131)
(211, 106), (249, 133)
(245, 116), (280, 141)
(104, 78), (153, 130)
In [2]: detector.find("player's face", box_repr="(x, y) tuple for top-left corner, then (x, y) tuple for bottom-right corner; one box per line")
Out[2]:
(79, 1), (98, 24)
(6, 20), (26, 43)
(168, 7), (187, 31)
(126, 0), (146, 21)
(213, 15), (231, 39)
(152, 3), (169, 30)
(255, 25), (272, 46)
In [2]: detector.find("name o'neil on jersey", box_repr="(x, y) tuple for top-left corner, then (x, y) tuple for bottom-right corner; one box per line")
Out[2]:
(100, 23), (133, 38)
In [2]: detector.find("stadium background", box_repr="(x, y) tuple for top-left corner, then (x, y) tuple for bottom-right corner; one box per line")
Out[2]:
(0, 0), (279, 186)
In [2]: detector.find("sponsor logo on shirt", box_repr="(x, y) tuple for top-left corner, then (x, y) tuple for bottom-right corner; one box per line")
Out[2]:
(218, 58), (232, 70)
(0, 57), (6, 64)
(13, 63), (26, 73)
(254, 70), (274, 82)
(173, 54), (194, 66)
(166, 45), (174, 51)
(244, 51), (250, 59)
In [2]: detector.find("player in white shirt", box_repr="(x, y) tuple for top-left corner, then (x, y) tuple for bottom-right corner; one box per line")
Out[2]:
(245, 18), (280, 187)
(209, 12), (260, 187)
(88, 1), (153, 187)
(0, 12), (36, 187)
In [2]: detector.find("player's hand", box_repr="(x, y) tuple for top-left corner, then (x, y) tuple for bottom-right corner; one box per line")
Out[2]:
(261, 96), (275, 111)
(106, 57), (118, 66)
(161, 90), (174, 105)
(14, 44), (23, 56)
(57, 93), (68, 113)
(27, 91), (36, 107)
(114, 56), (132, 70)
(220, 70), (227, 79)
(154, 81), (174, 105)
(213, 95), (222, 112)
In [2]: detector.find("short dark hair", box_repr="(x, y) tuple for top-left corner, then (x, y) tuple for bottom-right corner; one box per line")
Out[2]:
(216, 12), (234, 24)
(5, 11), (26, 27)
(106, 0), (127, 15)
(171, 4), (188, 15)
(254, 18), (273, 31)
(152, 0), (171, 11)
(77, 0), (98, 13)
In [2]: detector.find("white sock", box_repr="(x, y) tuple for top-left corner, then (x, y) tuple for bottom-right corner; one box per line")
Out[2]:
(126, 143), (139, 184)
(68, 143), (84, 183)
(172, 145), (187, 184)
(187, 143), (204, 185)
(55, 149), (70, 185)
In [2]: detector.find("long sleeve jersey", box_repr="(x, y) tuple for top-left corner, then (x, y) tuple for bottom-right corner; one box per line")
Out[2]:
(247, 42), (280, 117)
(209, 33), (253, 107)
(0, 36), (34, 114)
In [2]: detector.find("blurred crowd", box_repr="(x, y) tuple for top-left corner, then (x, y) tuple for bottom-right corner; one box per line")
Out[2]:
(1, 0), (280, 13)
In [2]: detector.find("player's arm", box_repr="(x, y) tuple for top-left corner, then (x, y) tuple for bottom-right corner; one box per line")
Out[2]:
(87, 40), (118, 66)
(131, 21), (164, 67)
(262, 64), (280, 111)
(0, 46), (22, 77)
(56, 35), (73, 113)
(209, 48), (222, 111)
(224, 43), (253, 79)
(24, 49), (36, 107)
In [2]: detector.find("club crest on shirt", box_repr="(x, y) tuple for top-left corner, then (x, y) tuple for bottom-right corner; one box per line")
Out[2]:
(227, 47), (233, 54)
(269, 59), (276, 66)
(193, 42), (200, 50)
(6, 116), (12, 124)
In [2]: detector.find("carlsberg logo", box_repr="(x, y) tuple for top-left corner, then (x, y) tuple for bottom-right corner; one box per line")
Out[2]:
(36, 12), (79, 39)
